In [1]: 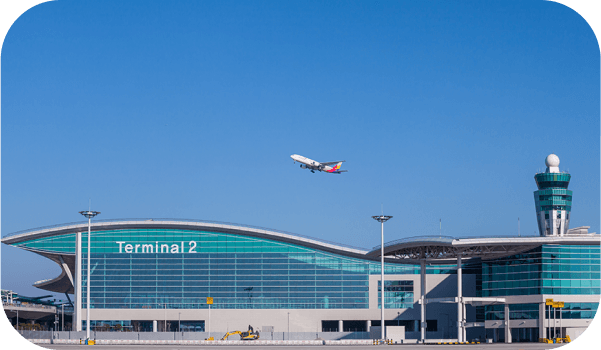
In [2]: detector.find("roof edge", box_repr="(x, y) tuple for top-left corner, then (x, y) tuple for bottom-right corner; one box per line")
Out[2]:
(2, 219), (370, 258)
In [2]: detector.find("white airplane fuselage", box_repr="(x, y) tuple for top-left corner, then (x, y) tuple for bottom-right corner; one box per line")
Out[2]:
(290, 154), (342, 173)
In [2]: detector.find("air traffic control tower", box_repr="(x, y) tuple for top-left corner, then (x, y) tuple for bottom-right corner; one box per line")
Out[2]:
(534, 154), (572, 236)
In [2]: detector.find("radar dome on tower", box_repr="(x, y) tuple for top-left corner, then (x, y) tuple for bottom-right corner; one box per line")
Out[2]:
(545, 154), (560, 168)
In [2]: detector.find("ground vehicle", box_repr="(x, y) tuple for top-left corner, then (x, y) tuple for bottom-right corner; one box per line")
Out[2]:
(221, 325), (260, 340)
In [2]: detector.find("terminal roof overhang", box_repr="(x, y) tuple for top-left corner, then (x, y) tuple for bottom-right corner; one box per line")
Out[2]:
(1, 219), (370, 257)
(367, 235), (601, 264)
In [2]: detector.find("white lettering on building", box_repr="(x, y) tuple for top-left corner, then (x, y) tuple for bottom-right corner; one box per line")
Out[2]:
(116, 241), (197, 254)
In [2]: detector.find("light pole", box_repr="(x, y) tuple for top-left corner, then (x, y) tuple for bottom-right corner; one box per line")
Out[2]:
(179, 312), (181, 332)
(287, 312), (290, 340)
(206, 297), (213, 338)
(372, 214), (392, 343)
(61, 304), (64, 332)
(79, 209), (100, 341)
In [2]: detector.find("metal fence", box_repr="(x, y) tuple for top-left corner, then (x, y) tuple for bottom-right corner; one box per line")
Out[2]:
(18, 330), (372, 341)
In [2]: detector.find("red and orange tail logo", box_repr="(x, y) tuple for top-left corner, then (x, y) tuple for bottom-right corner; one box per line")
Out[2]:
(327, 162), (342, 173)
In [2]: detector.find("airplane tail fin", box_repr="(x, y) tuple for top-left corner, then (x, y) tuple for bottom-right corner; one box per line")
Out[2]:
(327, 162), (345, 173)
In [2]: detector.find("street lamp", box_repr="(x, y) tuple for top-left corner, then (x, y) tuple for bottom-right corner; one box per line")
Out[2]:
(79, 209), (100, 341)
(372, 214), (392, 343)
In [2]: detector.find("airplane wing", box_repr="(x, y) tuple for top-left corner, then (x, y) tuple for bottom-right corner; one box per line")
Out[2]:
(320, 161), (345, 166)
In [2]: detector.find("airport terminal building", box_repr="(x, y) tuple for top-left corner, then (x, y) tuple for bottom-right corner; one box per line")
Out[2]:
(2, 155), (599, 343)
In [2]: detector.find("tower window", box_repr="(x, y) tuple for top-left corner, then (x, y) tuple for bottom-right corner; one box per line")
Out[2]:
(545, 213), (549, 219)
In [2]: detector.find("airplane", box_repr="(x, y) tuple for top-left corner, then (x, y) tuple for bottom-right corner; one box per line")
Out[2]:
(290, 154), (348, 174)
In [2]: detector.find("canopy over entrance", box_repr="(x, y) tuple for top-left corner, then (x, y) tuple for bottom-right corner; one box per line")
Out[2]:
(368, 235), (599, 264)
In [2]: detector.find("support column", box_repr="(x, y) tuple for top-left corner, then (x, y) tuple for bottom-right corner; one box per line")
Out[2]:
(75, 231), (82, 332)
(153, 320), (157, 332)
(553, 305), (556, 338)
(560, 306), (562, 339)
(420, 260), (426, 343)
(367, 320), (371, 332)
(539, 302), (545, 341)
(504, 304), (511, 343)
(59, 256), (74, 287)
(457, 255), (462, 342)
(338, 320), (343, 333)
(547, 304), (550, 339)
(462, 303), (467, 341)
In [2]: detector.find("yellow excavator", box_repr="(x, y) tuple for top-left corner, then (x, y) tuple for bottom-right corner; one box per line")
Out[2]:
(221, 325), (260, 340)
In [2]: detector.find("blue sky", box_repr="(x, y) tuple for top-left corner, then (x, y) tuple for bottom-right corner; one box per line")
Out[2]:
(1, 0), (599, 298)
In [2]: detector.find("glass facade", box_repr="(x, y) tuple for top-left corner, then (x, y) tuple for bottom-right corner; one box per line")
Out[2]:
(13, 229), (428, 310)
(88, 320), (133, 332)
(482, 245), (600, 297)
(546, 303), (598, 319)
(534, 188), (573, 212)
(484, 303), (539, 321)
(84, 320), (204, 332)
(82, 229), (373, 310)
(13, 228), (493, 311)
(534, 173), (571, 190)
(378, 280), (414, 309)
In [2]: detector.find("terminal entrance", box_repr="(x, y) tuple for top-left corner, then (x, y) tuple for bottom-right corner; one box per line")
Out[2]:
(486, 328), (539, 343)
(321, 320), (369, 332)
(129, 320), (205, 332)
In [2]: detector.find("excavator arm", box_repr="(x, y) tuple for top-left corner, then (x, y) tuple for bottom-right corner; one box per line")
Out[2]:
(221, 331), (242, 340)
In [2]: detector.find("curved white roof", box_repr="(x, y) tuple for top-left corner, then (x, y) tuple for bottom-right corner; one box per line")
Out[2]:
(2, 219), (370, 257)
